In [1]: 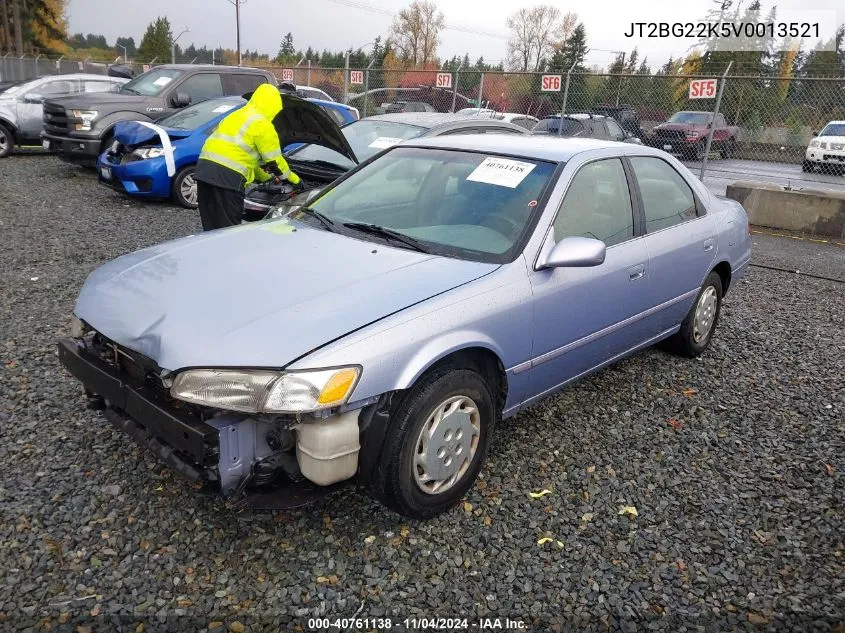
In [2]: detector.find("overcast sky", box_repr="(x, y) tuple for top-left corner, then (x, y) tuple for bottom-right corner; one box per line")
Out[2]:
(67, 0), (841, 69)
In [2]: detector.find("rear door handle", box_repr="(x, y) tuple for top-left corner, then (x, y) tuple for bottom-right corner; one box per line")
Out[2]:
(703, 238), (715, 252)
(628, 264), (645, 281)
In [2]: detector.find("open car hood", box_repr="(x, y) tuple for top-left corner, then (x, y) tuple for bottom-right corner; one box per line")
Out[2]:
(274, 94), (358, 164)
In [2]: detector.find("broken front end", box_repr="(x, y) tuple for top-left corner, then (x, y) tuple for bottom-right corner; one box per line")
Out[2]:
(58, 324), (388, 510)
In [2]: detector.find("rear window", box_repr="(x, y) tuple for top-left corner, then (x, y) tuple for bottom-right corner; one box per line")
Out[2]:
(534, 118), (585, 136)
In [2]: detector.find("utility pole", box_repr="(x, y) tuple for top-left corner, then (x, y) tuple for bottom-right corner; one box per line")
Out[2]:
(226, 0), (244, 66)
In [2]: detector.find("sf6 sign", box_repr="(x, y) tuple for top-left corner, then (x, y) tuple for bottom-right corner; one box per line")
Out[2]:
(436, 72), (452, 89)
(541, 75), (562, 92)
(689, 79), (718, 99)
(350, 70), (364, 85)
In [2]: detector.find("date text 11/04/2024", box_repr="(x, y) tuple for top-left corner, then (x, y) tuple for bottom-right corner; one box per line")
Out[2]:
(308, 617), (527, 630)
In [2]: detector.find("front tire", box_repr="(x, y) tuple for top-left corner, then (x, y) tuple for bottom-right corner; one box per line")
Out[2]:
(0, 123), (13, 158)
(802, 160), (813, 173)
(171, 165), (198, 209)
(667, 271), (723, 358)
(368, 368), (495, 519)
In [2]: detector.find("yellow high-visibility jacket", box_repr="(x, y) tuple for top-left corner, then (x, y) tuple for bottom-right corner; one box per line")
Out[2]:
(198, 83), (300, 186)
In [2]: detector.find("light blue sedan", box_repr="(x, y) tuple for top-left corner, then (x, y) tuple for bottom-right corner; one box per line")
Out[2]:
(59, 134), (751, 519)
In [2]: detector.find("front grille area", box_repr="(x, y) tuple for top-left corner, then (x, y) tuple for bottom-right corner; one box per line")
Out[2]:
(653, 129), (687, 142)
(830, 143), (844, 151)
(43, 102), (69, 135)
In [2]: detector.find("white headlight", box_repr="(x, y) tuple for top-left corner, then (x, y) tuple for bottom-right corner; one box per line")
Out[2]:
(809, 140), (820, 148)
(71, 109), (98, 131)
(170, 367), (361, 413)
(130, 147), (166, 160)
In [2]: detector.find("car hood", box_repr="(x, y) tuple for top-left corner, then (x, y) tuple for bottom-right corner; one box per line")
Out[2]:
(817, 135), (845, 144)
(274, 94), (358, 164)
(654, 123), (708, 132)
(111, 120), (194, 146)
(47, 92), (152, 108)
(74, 220), (497, 370)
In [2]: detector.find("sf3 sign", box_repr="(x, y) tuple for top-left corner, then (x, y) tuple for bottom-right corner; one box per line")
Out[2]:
(689, 78), (718, 99)
(436, 73), (453, 89)
(541, 75), (562, 92)
(350, 70), (364, 85)
(281, 68), (294, 82)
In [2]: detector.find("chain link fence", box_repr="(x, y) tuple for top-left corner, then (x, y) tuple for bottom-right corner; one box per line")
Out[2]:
(3, 55), (844, 184)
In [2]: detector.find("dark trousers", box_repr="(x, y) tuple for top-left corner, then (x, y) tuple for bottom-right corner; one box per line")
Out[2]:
(197, 180), (245, 231)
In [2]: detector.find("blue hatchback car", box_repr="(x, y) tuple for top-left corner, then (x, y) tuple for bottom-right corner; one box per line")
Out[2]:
(96, 95), (359, 208)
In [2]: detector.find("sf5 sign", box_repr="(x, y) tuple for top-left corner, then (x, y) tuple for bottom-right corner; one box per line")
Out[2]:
(436, 73), (453, 89)
(689, 79), (718, 99)
(541, 75), (562, 92)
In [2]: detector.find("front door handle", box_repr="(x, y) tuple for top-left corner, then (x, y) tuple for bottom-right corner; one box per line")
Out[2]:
(703, 238), (715, 252)
(628, 264), (646, 281)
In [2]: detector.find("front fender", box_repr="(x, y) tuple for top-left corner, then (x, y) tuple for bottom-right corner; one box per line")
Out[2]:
(0, 104), (18, 133)
(394, 331), (505, 389)
(95, 111), (154, 137)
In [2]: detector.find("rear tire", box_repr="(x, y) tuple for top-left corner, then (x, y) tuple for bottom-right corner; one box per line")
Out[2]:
(667, 271), (723, 358)
(368, 368), (495, 519)
(722, 139), (736, 159)
(0, 123), (13, 158)
(171, 165), (198, 209)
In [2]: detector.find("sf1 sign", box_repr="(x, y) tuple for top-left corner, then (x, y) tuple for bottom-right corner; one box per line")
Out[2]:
(436, 73), (453, 89)
(281, 68), (294, 82)
(689, 79), (718, 99)
(350, 70), (364, 85)
(541, 75), (562, 92)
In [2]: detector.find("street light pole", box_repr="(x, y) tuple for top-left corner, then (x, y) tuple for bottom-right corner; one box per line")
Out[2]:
(224, 0), (245, 66)
(117, 44), (127, 64)
(172, 27), (190, 65)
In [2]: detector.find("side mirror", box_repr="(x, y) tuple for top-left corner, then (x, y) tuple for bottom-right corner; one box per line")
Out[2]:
(172, 92), (191, 108)
(812, 131), (818, 137)
(539, 236), (606, 269)
(625, 131), (634, 138)
(23, 93), (44, 104)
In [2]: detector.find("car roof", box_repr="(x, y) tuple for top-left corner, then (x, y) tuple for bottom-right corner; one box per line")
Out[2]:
(542, 113), (609, 121)
(308, 97), (354, 110)
(406, 134), (662, 162)
(153, 64), (269, 72)
(366, 111), (523, 129)
(823, 120), (845, 125)
(30, 73), (125, 81)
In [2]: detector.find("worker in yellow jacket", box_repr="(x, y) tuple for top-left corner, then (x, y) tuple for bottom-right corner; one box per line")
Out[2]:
(195, 83), (300, 230)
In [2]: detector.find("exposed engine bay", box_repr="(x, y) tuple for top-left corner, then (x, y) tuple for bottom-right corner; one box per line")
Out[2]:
(243, 177), (322, 219)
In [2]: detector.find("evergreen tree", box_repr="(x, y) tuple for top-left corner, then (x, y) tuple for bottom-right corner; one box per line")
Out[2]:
(137, 16), (173, 62)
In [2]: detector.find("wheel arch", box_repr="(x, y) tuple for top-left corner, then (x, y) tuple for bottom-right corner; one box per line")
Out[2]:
(712, 260), (732, 295)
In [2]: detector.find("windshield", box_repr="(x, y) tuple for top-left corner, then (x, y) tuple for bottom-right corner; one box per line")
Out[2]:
(533, 118), (584, 135)
(669, 112), (711, 125)
(819, 123), (845, 137)
(289, 119), (426, 169)
(119, 68), (183, 96)
(158, 98), (243, 130)
(1, 78), (38, 97)
(305, 146), (557, 263)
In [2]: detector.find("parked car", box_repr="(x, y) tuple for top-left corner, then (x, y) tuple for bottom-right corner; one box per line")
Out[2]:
(296, 85), (333, 102)
(803, 120), (845, 174)
(96, 94), (358, 208)
(648, 111), (739, 160)
(243, 112), (528, 215)
(532, 113), (641, 144)
(0, 73), (127, 158)
(59, 135), (751, 519)
(456, 108), (539, 131)
(41, 64), (276, 166)
(386, 101), (436, 113)
(589, 104), (644, 139)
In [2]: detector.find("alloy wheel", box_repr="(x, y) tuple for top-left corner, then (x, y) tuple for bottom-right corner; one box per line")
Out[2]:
(693, 286), (718, 343)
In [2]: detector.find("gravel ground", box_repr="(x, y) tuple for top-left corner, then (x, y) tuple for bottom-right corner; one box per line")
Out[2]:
(1, 155), (843, 632)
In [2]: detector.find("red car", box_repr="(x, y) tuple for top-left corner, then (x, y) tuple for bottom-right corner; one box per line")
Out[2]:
(649, 111), (738, 160)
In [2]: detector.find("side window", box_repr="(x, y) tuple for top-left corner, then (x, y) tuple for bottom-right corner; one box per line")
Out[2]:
(229, 73), (267, 95)
(177, 73), (224, 104)
(488, 127), (523, 135)
(553, 158), (634, 247)
(629, 156), (698, 232)
(606, 119), (626, 141)
(83, 81), (117, 94)
(715, 114), (726, 127)
(590, 121), (610, 139)
(39, 79), (78, 96)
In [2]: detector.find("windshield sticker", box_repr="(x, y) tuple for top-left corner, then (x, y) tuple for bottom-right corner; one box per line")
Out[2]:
(152, 77), (173, 87)
(466, 157), (536, 188)
(212, 105), (236, 113)
(368, 137), (405, 149)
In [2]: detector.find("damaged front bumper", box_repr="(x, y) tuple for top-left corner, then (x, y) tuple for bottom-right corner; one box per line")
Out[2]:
(57, 337), (358, 510)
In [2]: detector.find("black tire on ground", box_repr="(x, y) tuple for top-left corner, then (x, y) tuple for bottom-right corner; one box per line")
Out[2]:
(368, 367), (496, 520)
(171, 165), (199, 209)
(666, 271), (723, 358)
(0, 123), (13, 158)
(722, 139), (736, 159)
(801, 160), (813, 173)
